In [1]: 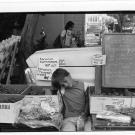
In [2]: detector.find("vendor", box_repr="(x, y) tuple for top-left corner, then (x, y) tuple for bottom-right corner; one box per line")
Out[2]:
(53, 21), (77, 48)
(51, 68), (91, 131)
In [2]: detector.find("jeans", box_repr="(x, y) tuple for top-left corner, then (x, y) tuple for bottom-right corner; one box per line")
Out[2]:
(61, 116), (91, 132)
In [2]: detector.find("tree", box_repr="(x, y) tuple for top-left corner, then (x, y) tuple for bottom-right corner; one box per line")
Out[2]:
(20, 14), (40, 60)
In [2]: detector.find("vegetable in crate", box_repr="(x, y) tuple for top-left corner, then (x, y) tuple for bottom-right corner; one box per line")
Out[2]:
(16, 96), (63, 129)
(96, 111), (131, 124)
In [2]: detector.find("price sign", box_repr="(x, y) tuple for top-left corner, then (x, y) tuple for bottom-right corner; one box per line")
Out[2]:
(36, 57), (59, 80)
(90, 54), (106, 65)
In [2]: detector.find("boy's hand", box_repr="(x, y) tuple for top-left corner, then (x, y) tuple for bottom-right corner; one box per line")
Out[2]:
(77, 116), (85, 131)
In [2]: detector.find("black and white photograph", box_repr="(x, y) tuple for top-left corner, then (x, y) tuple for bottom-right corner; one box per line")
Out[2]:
(0, 0), (135, 134)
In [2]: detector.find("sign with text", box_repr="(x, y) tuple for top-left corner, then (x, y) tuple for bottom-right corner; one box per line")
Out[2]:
(36, 57), (59, 80)
(90, 96), (131, 114)
(90, 54), (106, 65)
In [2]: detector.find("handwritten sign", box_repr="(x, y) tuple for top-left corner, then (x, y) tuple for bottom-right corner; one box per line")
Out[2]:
(90, 96), (131, 114)
(90, 54), (106, 65)
(36, 57), (59, 80)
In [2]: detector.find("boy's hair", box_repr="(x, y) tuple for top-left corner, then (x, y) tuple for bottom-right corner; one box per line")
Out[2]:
(65, 21), (74, 30)
(51, 68), (70, 90)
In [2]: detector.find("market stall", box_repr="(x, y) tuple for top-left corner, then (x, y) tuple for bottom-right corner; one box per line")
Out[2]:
(1, 13), (135, 132)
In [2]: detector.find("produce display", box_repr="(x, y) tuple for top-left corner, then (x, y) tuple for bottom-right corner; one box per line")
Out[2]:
(22, 86), (52, 95)
(101, 88), (125, 96)
(94, 100), (135, 127)
(0, 35), (21, 69)
(92, 88), (135, 129)
(96, 111), (131, 124)
(105, 106), (135, 116)
(16, 95), (63, 130)
(0, 85), (28, 94)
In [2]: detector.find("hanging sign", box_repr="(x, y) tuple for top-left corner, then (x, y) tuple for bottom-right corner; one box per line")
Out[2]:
(36, 57), (59, 80)
(90, 54), (106, 65)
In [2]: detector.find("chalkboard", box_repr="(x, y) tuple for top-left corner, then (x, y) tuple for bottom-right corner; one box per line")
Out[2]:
(102, 33), (135, 88)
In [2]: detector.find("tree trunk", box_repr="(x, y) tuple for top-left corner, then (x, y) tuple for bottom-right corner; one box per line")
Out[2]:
(20, 14), (40, 60)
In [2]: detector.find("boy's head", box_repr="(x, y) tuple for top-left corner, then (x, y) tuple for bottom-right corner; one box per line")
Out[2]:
(51, 68), (73, 90)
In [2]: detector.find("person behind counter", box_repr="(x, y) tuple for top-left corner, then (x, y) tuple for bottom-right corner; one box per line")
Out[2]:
(53, 21), (77, 48)
(51, 68), (91, 131)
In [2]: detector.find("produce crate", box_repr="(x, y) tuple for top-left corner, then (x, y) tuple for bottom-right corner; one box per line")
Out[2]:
(0, 94), (24, 103)
(0, 85), (28, 123)
(21, 85), (53, 95)
(0, 85), (28, 95)
(0, 85), (62, 131)
(0, 94), (24, 124)
(90, 95), (135, 131)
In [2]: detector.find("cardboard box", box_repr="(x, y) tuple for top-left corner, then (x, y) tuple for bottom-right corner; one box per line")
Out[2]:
(0, 95), (23, 123)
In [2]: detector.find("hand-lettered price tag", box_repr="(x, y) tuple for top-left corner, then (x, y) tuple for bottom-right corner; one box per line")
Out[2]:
(90, 54), (106, 65)
(36, 57), (59, 80)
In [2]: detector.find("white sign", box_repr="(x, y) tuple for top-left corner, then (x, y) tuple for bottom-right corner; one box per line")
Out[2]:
(36, 57), (59, 80)
(90, 54), (106, 65)
(90, 96), (132, 114)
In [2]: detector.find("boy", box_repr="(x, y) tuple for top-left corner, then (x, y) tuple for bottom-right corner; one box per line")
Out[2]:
(51, 68), (91, 131)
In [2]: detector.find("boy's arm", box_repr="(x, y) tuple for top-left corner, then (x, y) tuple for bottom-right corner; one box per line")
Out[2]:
(81, 86), (90, 120)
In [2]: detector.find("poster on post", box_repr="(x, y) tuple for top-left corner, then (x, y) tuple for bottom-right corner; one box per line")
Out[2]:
(36, 57), (59, 81)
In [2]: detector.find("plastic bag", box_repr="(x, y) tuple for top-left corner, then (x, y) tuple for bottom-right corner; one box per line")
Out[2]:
(15, 95), (63, 130)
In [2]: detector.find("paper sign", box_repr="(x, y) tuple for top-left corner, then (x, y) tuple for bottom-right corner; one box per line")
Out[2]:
(90, 96), (132, 114)
(36, 57), (59, 80)
(90, 54), (106, 65)
(59, 59), (66, 66)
